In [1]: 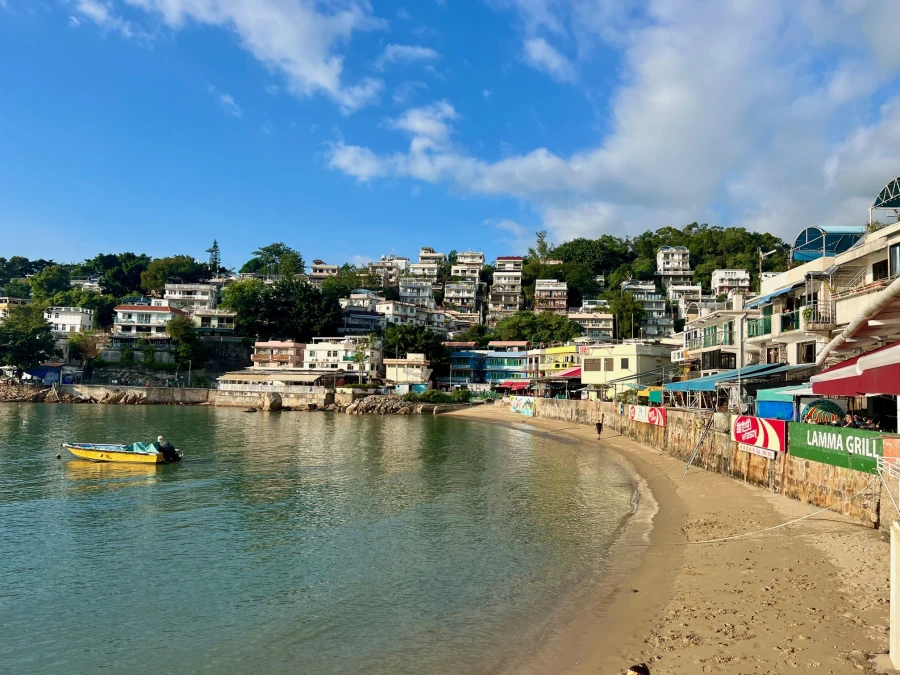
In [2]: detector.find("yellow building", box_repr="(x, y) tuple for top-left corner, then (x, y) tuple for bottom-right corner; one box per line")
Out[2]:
(527, 345), (580, 379)
(581, 342), (674, 399)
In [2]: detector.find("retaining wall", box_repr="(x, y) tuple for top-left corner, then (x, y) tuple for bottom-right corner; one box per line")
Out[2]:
(213, 389), (334, 408)
(62, 384), (213, 405)
(534, 399), (882, 528)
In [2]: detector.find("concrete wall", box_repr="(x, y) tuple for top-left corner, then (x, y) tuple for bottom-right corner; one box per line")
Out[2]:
(535, 399), (882, 527)
(62, 384), (213, 404)
(214, 389), (334, 408)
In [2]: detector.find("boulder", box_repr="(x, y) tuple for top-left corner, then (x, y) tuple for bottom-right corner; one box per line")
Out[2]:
(262, 392), (283, 411)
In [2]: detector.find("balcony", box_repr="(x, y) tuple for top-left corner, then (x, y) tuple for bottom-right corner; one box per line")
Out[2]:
(747, 317), (772, 338)
(780, 310), (800, 333)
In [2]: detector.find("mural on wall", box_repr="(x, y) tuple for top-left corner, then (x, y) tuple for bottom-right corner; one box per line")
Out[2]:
(510, 396), (535, 417)
(788, 423), (884, 475)
(629, 405), (666, 427)
(732, 415), (787, 460)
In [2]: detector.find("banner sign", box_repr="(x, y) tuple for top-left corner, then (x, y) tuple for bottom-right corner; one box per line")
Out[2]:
(731, 416), (786, 453)
(615, 402), (626, 416)
(629, 405), (667, 427)
(509, 396), (535, 417)
(787, 423), (883, 475)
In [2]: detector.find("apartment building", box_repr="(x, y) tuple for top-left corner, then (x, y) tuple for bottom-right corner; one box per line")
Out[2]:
(309, 261), (339, 289)
(193, 308), (236, 335)
(44, 306), (94, 334)
(444, 279), (478, 315)
(489, 256), (523, 321)
(534, 279), (568, 314)
(399, 277), (436, 308)
(526, 345), (580, 379)
(581, 342), (675, 399)
(441, 341), (487, 386)
(70, 276), (102, 293)
(485, 341), (530, 383)
(368, 255), (410, 287)
(304, 336), (383, 380)
(671, 296), (759, 375)
(163, 283), (218, 314)
(250, 340), (304, 369)
(451, 251), (484, 280)
(408, 247), (445, 280)
(666, 284), (702, 303)
(711, 269), (751, 296)
(656, 246), (693, 287)
(112, 304), (186, 341)
(567, 312), (615, 340)
(0, 296), (30, 323)
(376, 300), (451, 334)
(340, 289), (386, 313)
(621, 279), (672, 337)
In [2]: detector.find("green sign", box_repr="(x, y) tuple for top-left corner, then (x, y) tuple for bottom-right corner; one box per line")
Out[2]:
(787, 423), (883, 475)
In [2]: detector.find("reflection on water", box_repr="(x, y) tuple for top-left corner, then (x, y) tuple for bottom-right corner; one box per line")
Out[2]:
(0, 404), (635, 675)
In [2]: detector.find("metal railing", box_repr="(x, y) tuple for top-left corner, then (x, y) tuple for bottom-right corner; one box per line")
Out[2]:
(747, 316), (772, 338)
(780, 310), (800, 332)
(217, 383), (327, 394)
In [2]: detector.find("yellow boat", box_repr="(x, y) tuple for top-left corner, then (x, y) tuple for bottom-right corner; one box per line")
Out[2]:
(62, 442), (182, 464)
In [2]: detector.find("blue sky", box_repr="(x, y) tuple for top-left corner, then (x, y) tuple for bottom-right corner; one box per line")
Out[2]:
(2, 1), (900, 271)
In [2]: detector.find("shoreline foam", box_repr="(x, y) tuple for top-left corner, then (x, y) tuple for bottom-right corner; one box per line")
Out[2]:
(446, 404), (890, 674)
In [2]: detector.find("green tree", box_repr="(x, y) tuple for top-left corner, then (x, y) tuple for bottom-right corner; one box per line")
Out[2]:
(453, 323), (494, 347)
(3, 279), (32, 299)
(140, 255), (210, 294)
(383, 324), (449, 366)
(605, 291), (645, 340)
(278, 251), (303, 279)
(80, 252), (152, 297)
(45, 289), (117, 328)
(0, 256), (56, 288)
(240, 242), (304, 275)
(166, 315), (207, 368)
(351, 334), (374, 384)
(222, 278), (340, 341)
(0, 304), (60, 369)
(29, 265), (71, 301)
(206, 240), (222, 274)
(320, 267), (381, 301)
(494, 311), (582, 344)
(68, 330), (106, 377)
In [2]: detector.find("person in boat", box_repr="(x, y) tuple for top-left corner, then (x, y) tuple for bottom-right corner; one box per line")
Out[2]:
(156, 436), (181, 463)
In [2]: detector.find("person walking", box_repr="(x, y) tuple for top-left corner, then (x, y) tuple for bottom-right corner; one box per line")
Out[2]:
(595, 412), (604, 439)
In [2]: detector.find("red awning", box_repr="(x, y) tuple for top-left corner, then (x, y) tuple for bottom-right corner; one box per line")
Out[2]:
(500, 380), (529, 390)
(811, 342), (900, 396)
(556, 366), (581, 378)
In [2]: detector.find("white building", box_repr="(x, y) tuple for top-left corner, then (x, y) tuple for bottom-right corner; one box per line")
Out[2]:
(671, 296), (759, 375)
(444, 279), (478, 315)
(399, 277), (435, 308)
(666, 283), (702, 303)
(340, 289), (386, 313)
(44, 306), (94, 334)
(534, 279), (568, 314)
(384, 353), (433, 384)
(621, 279), (672, 337)
(567, 312), (615, 340)
(163, 283), (218, 315)
(451, 251), (484, 280)
(309, 261), (339, 289)
(368, 255), (410, 288)
(70, 276), (102, 293)
(656, 246), (693, 287)
(711, 269), (751, 297)
(304, 336), (383, 380)
(0, 297), (30, 323)
(408, 247), (445, 280)
(489, 256), (524, 321)
(376, 300), (451, 334)
(113, 304), (187, 340)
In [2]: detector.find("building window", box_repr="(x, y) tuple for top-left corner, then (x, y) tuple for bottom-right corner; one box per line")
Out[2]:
(873, 259), (889, 281)
(620, 358), (629, 370)
(604, 358), (613, 371)
(798, 341), (817, 364)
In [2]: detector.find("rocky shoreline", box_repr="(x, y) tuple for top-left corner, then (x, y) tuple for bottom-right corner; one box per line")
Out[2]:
(2, 384), (151, 405)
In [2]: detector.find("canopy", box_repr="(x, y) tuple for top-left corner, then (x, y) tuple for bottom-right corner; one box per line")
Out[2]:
(556, 366), (581, 378)
(873, 177), (900, 209)
(791, 225), (866, 262)
(756, 382), (813, 402)
(501, 380), (529, 390)
(811, 341), (900, 395)
(665, 363), (782, 392)
(745, 282), (805, 309)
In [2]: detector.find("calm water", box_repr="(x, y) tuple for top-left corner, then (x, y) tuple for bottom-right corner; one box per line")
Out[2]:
(0, 404), (636, 675)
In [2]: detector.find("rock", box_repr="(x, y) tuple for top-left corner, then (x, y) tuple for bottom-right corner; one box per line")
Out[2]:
(244, 407), (258, 413)
(262, 392), (282, 411)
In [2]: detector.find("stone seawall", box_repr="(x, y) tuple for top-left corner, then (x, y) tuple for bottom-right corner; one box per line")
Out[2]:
(534, 399), (881, 528)
(213, 390), (335, 408)
(62, 384), (213, 405)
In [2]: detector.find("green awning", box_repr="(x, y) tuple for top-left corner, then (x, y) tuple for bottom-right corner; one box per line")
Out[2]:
(756, 382), (813, 402)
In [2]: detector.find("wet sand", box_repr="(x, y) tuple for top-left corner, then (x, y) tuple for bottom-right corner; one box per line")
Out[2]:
(447, 404), (890, 674)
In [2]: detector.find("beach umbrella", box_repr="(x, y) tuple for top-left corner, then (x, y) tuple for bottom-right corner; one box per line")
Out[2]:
(801, 399), (844, 423)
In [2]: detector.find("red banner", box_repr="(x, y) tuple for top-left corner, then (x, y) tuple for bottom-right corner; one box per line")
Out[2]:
(731, 415), (786, 452)
(629, 405), (667, 427)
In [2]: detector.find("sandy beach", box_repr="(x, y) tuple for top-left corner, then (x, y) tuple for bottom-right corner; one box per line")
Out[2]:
(447, 404), (891, 674)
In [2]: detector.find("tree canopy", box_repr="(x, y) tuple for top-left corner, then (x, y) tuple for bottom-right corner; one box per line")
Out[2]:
(29, 265), (71, 301)
(383, 323), (449, 366)
(494, 311), (583, 344)
(240, 242), (305, 275)
(220, 277), (341, 341)
(604, 291), (645, 340)
(320, 265), (382, 301)
(0, 304), (60, 369)
(141, 255), (210, 294)
(166, 315), (208, 367)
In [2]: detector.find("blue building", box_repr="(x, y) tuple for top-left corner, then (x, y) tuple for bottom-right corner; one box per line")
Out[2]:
(440, 341), (487, 387)
(485, 341), (530, 385)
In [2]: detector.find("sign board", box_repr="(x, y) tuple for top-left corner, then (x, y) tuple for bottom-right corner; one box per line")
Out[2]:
(787, 423), (883, 475)
(509, 396), (535, 417)
(615, 402), (626, 416)
(731, 416), (786, 453)
(578, 346), (592, 355)
(629, 405), (666, 427)
(737, 443), (776, 460)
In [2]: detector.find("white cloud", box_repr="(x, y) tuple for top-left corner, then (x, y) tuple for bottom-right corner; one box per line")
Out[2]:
(207, 84), (242, 117)
(122, 0), (385, 112)
(523, 37), (575, 82)
(328, 143), (388, 181)
(375, 43), (440, 70)
(396, 7), (411, 21)
(389, 100), (457, 151)
(73, 0), (134, 39)
(493, 218), (526, 236)
(392, 80), (428, 105)
(69, 15), (81, 27)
